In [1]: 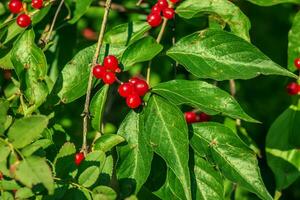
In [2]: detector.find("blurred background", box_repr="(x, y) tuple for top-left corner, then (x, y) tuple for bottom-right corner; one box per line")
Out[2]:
(1, 0), (299, 199)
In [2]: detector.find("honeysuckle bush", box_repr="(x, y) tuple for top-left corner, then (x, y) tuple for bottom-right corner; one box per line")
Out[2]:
(0, 0), (300, 199)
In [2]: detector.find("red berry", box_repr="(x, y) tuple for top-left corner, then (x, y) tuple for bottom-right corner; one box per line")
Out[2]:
(118, 83), (134, 97)
(31, 0), (43, 9)
(286, 82), (300, 95)
(134, 79), (149, 96)
(75, 152), (85, 166)
(93, 65), (106, 79)
(151, 4), (162, 14)
(8, 0), (23, 14)
(163, 8), (175, 19)
(16, 14), (31, 28)
(102, 71), (116, 84)
(126, 94), (142, 109)
(198, 113), (210, 122)
(82, 28), (97, 41)
(129, 77), (140, 85)
(184, 112), (197, 124)
(170, 0), (180, 3)
(294, 58), (300, 69)
(103, 55), (119, 71)
(157, 0), (168, 9)
(147, 13), (162, 27)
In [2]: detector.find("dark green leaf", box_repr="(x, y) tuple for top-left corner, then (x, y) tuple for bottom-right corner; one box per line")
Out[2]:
(104, 21), (151, 46)
(144, 95), (192, 200)
(266, 107), (300, 190)
(191, 122), (272, 200)
(57, 44), (125, 103)
(167, 29), (296, 80)
(121, 37), (163, 70)
(7, 115), (48, 149)
(68, 0), (93, 24)
(288, 11), (300, 71)
(0, 99), (9, 134)
(15, 156), (54, 194)
(54, 142), (76, 178)
(192, 156), (224, 200)
(90, 85), (109, 132)
(116, 111), (153, 194)
(92, 186), (117, 200)
(176, 0), (251, 40)
(93, 134), (125, 152)
(152, 80), (257, 122)
(248, 0), (300, 6)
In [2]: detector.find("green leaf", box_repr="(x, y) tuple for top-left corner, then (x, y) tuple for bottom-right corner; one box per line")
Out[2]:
(0, 179), (21, 190)
(288, 11), (300, 72)
(121, 37), (163, 70)
(21, 139), (52, 157)
(62, 188), (92, 200)
(190, 122), (272, 200)
(7, 115), (48, 149)
(144, 95), (192, 200)
(266, 107), (300, 190)
(0, 191), (14, 200)
(11, 29), (48, 114)
(0, 143), (11, 177)
(68, 0), (93, 24)
(167, 29), (296, 81)
(0, 99), (9, 134)
(176, 0), (251, 40)
(90, 85), (109, 132)
(78, 151), (106, 187)
(54, 142), (76, 178)
(57, 44), (125, 103)
(15, 156), (54, 194)
(152, 80), (257, 122)
(15, 187), (34, 199)
(0, 49), (13, 70)
(248, 0), (300, 6)
(116, 111), (153, 194)
(192, 156), (224, 200)
(104, 21), (151, 46)
(93, 134), (125, 152)
(92, 186), (117, 200)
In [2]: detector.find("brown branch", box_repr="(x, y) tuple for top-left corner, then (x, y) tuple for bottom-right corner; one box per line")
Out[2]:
(98, 1), (147, 14)
(81, 0), (112, 155)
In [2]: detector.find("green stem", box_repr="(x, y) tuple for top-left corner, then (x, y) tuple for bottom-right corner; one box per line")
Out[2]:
(0, 137), (24, 160)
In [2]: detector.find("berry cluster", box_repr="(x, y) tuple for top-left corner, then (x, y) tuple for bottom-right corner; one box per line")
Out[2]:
(75, 152), (85, 166)
(286, 58), (300, 96)
(184, 111), (210, 124)
(147, 0), (178, 27)
(8, 0), (43, 28)
(118, 77), (149, 109)
(93, 55), (121, 85)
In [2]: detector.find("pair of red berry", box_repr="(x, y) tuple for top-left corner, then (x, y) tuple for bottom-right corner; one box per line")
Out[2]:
(184, 111), (210, 124)
(93, 55), (121, 85)
(75, 152), (85, 166)
(9, 0), (43, 28)
(118, 77), (149, 109)
(147, 0), (178, 27)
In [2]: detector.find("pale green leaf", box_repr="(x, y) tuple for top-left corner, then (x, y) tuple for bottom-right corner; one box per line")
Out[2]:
(93, 134), (125, 152)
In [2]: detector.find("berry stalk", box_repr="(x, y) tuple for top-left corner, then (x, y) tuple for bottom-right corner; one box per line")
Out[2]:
(82, 0), (112, 155)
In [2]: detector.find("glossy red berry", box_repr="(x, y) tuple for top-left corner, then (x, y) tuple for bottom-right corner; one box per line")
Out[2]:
(198, 113), (210, 122)
(118, 83), (134, 97)
(102, 71), (116, 84)
(157, 0), (168, 9)
(294, 58), (300, 69)
(16, 14), (31, 28)
(8, 0), (23, 14)
(170, 0), (180, 3)
(147, 13), (162, 27)
(134, 79), (149, 96)
(75, 152), (85, 166)
(185, 112), (197, 124)
(31, 0), (43, 9)
(93, 65), (106, 79)
(163, 8), (175, 19)
(126, 94), (142, 109)
(286, 82), (300, 95)
(129, 77), (140, 85)
(151, 4), (162, 14)
(103, 55), (119, 71)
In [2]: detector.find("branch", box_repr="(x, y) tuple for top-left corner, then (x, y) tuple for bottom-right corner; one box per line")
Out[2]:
(81, 0), (112, 155)
(98, 1), (147, 14)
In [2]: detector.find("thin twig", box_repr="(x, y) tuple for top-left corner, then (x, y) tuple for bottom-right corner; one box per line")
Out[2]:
(146, 18), (168, 84)
(44, 0), (65, 44)
(98, 1), (147, 14)
(136, 0), (143, 6)
(81, 0), (112, 155)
